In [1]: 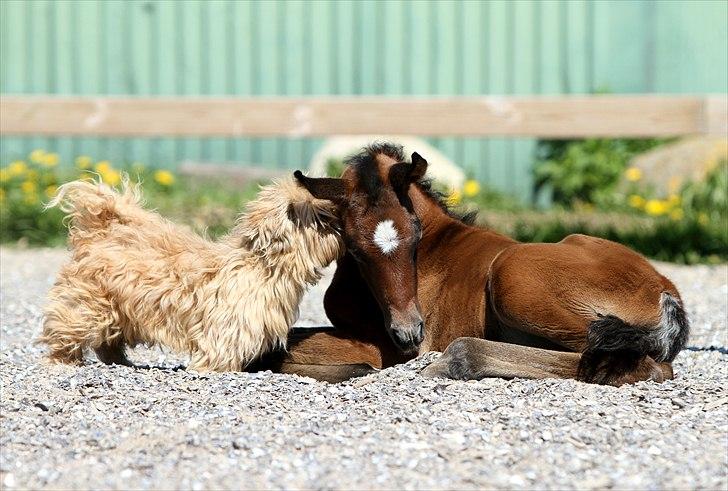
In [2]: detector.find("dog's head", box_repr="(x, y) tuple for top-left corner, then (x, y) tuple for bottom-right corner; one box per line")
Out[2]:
(234, 177), (343, 268)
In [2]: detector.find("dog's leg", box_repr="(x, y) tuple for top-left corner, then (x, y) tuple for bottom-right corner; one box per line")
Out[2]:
(93, 337), (131, 366)
(188, 345), (237, 372)
(41, 280), (116, 365)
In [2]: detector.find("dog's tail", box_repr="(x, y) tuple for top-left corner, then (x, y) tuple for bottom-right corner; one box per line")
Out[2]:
(47, 175), (144, 240)
(577, 292), (689, 384)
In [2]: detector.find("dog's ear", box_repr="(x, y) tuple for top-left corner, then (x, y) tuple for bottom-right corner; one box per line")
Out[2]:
(294, 171), (346, 204)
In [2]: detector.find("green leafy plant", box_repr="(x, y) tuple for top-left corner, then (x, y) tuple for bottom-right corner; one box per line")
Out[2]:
(479, 207), (726, 265)
(0, 151), (260, 246)
(679, 160), (727, 222)
(534, 138), (668, 206)
(2, 150), (725, 264)
(325, 157), (346, 178)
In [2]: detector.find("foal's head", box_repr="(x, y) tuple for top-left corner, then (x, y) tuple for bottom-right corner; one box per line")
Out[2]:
(294, 143), (427, 353)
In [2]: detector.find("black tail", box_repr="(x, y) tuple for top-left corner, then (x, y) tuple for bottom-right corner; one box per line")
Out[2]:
(578, 292), (689, 384)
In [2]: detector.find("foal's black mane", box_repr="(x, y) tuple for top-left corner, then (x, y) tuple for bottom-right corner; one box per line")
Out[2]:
(345, 142), (477, 225)
(416, 178), (478, 225)
(345, 142), (405, 202)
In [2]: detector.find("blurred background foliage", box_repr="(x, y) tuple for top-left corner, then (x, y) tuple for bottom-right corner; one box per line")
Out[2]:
(533, 138), (670, 206)
(0, 152), (259, 247)
(2, 147), (725, 264)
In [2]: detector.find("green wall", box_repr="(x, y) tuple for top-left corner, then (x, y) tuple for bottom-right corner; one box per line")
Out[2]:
(1, 0), (726, 196)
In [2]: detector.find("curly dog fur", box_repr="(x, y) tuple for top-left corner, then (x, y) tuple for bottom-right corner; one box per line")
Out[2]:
(39, 176), (342, 371)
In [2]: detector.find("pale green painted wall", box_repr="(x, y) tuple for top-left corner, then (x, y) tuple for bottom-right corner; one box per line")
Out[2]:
(1, 0), (726, 196)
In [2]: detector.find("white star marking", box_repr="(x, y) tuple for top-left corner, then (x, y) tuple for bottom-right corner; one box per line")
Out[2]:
(373, 220), (400, 255)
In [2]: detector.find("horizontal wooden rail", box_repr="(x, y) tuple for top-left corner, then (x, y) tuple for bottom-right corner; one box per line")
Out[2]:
(1, 95), (726, 138)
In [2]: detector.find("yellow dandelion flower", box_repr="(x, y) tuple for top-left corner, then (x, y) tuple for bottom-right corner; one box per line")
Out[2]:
(628, 195), (645, 209)
(7, 161), (27, 177)
(447, 189), (462, 206)
(625, 167), (643, 182)
(669, 209), (684, 221)
(21, 180), (37, 194)
(45, 185), (58, 199)
(41, 152), (59, 167)
(0, 169), (9, 183)
(29, 149), (46, 163)
(154, 170), (175, 186)
(644, 199), (668, 216)
(697, 213), (709, 226)
(95, 161), (112, 174)
(75, 155), (93, 169)
(102, 170), (121, 186)
(462, 179), (481, 198)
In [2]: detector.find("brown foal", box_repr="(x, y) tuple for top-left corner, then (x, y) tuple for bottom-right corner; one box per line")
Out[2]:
(264, 143), (689, 385)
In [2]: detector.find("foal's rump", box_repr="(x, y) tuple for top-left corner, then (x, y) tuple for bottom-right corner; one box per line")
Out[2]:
(486, 234), (689, 383)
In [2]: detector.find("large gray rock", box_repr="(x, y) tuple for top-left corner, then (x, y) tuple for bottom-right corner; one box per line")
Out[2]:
(629, 137), (727, 195)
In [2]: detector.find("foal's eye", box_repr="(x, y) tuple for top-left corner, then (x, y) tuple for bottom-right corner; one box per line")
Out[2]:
(347, 246), (365, 263)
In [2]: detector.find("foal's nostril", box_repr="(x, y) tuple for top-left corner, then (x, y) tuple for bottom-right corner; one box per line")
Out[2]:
(391, 326), (419, 353)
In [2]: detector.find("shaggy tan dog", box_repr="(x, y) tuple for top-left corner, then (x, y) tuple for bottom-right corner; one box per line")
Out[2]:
(40, 176), (342, 371)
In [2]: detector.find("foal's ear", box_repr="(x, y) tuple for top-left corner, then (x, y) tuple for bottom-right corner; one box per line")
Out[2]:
(293, 170), (346, 203)
(410, 152), (429, 181)
(389, 152), (429, 192)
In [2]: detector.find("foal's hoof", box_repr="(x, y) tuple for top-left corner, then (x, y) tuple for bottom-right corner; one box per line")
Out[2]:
(420, 358), (451, 379)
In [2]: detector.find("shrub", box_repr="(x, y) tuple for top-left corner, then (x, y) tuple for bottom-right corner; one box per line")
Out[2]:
(534, 138), (668, 206)
(2, 150), (725, 264)
(479, 209), (726, 265)
(0, 151), (259, 246)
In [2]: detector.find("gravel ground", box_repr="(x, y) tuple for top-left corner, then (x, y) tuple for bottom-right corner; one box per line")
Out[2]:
(1, 247), (726, 490)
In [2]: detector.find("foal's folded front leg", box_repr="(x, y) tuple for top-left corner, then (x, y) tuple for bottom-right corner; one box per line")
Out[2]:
(420, 337), (581, 381)
(421, 337), (672, 385)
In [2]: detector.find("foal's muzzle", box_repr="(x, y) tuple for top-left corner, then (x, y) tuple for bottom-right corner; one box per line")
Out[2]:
(388, 311), (425, 354)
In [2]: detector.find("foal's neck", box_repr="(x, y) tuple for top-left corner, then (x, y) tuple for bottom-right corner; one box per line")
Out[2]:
(409, 183), (517, 257)
(409, 184), (470, 243)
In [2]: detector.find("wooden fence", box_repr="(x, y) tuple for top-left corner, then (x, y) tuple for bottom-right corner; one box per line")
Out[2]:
(2, 0), (726, 195)
(2, 95), (726, 138)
